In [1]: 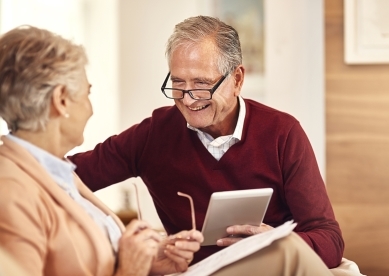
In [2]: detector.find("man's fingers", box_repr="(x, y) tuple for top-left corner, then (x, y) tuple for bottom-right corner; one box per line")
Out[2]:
(226, 223), (273, 236)
(216, 223), (274, 246)
(226, 225), (261, 235)
(216, 236), (243, 246)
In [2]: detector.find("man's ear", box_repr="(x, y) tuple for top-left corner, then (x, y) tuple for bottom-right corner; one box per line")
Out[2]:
(51, 85), (69, 117)
(233, 65), (245, 96)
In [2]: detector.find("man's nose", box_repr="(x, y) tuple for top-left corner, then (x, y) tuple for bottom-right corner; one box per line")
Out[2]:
(182, 92), (196, 105)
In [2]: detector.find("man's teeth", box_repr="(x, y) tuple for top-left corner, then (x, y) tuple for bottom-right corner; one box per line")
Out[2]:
(189, 105), (207, 111)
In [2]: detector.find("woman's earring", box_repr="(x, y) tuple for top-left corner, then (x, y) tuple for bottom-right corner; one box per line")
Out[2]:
(64, 113), (70, 118)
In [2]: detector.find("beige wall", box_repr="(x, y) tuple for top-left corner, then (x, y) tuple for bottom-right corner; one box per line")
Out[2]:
(325, 0), (389, 275)
(0, 0), (120, 152)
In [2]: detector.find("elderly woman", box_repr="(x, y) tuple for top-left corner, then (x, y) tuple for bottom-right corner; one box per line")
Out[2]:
(0, 26), (203, 276)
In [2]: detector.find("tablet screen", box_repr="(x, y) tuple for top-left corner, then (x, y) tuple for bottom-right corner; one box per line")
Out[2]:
(201, 188), (273, 246)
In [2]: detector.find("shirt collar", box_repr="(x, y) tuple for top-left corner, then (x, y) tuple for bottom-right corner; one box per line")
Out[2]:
(187, 96), (246, 140)
(6, 134), (76, 187)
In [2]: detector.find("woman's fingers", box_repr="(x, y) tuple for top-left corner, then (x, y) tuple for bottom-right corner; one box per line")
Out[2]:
(167, 229), (204, 244)
(165, 241), (198, 260)
(124, 219), (150, 235)
(116, 219), (162, 275)
(122, 219), (162, 243)
(163, 230), (203, 265)
(163, 249), (190, 271)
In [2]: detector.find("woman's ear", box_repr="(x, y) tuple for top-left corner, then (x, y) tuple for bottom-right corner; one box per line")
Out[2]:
(233, 65), (245, 96)
(51, 85), (69, 118)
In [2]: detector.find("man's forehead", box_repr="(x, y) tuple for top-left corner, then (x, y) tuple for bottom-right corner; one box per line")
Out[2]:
(172, 38), (217, 57)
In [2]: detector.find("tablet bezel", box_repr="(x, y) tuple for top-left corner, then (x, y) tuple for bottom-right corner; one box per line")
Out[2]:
(200, 188), (273, 246)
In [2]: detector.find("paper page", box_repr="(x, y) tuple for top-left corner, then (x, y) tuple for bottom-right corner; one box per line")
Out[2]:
(174, 220), (297, 276)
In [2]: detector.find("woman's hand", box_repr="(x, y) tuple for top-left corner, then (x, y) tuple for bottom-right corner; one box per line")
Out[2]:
(115, 219), (162, 276)
(216, 223), (274, 246)
(149, 229), (204, 275)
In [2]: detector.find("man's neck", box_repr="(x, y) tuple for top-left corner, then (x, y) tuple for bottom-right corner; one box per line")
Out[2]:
(199, 98), (240, 139)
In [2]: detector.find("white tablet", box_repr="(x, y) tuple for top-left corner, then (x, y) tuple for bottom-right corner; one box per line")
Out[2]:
(201, 188), (273, 246)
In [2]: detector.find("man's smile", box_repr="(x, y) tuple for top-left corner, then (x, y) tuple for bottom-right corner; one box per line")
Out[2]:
(188, 104), (210, 111)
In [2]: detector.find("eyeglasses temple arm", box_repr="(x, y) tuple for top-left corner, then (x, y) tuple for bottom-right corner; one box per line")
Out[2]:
(132, 183), (143, 221)
(177, 191), (196, 230)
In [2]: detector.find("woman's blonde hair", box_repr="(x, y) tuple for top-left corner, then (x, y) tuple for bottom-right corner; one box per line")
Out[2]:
(0, 25), (87, 132)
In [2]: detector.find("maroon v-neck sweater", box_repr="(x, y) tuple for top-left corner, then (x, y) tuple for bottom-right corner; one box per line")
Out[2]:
(70, 99), (344, 268)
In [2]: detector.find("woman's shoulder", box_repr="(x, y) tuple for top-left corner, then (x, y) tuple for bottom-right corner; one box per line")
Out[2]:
(0, 155), (45, 203)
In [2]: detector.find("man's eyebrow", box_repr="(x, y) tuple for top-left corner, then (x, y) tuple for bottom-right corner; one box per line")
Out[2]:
(170, 75), (184, 81)
(170, 75), (214, 83)
(194, 77), (213, 83)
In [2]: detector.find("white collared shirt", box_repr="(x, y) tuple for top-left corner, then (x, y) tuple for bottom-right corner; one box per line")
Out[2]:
(188, 96), (246, 161)
(7, 134), (122, 253)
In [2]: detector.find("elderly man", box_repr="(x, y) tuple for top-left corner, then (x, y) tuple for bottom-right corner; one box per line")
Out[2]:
(69, 15), (344, 271)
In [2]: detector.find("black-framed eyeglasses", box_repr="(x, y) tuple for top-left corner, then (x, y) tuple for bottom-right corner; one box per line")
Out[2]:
(161, 72), (227, 100)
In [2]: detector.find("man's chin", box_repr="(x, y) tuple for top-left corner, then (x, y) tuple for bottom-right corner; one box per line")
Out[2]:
(187, 121), (209, 130)
(183, 113), (211, 130)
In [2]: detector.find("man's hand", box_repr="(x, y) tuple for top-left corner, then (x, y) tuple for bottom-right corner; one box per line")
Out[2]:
(216, 223), (273, 246)
(149, 229), (203, 275)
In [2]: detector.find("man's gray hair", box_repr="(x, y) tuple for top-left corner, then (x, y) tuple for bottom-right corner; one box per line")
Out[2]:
(165, 15), (242, 76)
(0, 25), (87, 132)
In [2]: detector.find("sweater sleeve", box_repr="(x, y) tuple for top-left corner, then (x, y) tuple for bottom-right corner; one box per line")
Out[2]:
(0, 179), (47, 275)
(281, 122), (344, 268)
(68, 118), (151, 191)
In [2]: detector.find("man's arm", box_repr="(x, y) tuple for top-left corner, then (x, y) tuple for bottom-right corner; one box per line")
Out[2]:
(281, 122), (344, 268)
(68, 119), (151, 191)
(215, 121), (344, 268)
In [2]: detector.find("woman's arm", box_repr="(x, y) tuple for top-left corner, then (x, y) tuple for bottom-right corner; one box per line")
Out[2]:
(0, 180), (48, 275)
